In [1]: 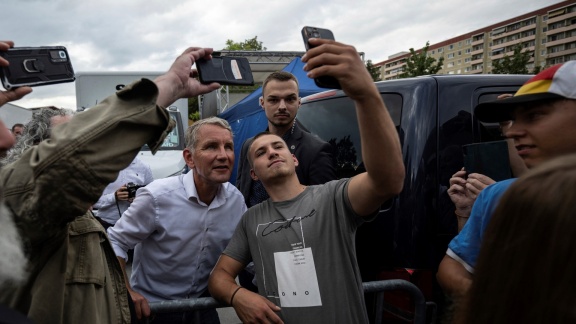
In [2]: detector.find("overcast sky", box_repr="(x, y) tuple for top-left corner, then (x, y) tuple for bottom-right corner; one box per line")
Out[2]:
(2, 0), (561, 109)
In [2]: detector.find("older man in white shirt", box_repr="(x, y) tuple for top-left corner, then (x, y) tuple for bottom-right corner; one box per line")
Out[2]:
(108, 117), (247, 324)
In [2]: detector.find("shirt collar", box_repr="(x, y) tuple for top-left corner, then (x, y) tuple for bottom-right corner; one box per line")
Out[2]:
(182, 171), (228, 207)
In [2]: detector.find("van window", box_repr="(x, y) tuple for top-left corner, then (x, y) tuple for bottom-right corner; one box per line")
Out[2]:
(476, 93), (513, 142)
(298, 94), (402, 178)
(141, 112), (185, 151)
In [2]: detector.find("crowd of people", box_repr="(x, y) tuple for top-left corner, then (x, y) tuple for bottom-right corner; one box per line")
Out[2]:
(2, 32), (576, 324)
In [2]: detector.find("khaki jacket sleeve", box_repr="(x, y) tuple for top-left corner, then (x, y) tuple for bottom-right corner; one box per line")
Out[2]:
(1, 78), (174, 245)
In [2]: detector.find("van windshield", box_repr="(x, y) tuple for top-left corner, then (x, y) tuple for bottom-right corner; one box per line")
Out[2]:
(141, 112), (184, 151)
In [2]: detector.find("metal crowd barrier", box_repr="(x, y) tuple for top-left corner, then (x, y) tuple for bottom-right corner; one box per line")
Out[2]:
(147, 279), (428, 324)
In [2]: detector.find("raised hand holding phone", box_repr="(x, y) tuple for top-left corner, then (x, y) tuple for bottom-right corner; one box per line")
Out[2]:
(301, 26), (341, 89)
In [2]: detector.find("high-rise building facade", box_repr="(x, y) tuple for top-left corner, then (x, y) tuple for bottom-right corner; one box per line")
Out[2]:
(379, 1), (576, 80)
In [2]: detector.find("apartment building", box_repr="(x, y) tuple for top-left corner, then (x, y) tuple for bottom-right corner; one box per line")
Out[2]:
(379, 0), (576, 80)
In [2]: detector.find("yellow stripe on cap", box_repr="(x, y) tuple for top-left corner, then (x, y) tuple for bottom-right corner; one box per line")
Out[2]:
(515, 79), (553, 97)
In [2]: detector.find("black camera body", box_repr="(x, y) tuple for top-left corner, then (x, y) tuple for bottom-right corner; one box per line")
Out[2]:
(125, 182), (144, 199)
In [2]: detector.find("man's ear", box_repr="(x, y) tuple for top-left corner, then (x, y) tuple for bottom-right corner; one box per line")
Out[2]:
(259, 96), (264, 109)
(292, 154), (299, 167)
(183, 148), (195, 169)
(250, 169), (259, 181)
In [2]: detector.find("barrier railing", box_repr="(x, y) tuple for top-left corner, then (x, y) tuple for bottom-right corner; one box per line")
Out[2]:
(147, 279), (428, 324)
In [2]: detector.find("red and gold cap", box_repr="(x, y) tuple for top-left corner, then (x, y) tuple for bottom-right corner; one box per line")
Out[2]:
(475, 61), (576, 122)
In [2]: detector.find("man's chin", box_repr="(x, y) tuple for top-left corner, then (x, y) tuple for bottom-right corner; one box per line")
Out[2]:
(0, 203), (28, 287)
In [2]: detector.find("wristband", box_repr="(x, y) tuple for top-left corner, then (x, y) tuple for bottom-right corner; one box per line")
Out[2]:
(230, 286), (244, 306)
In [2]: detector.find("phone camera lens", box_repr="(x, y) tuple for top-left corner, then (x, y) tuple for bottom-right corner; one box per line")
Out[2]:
(59, 51), (66, 59)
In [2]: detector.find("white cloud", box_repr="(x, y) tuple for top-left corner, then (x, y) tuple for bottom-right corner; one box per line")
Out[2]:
(1, 0), (561, 108)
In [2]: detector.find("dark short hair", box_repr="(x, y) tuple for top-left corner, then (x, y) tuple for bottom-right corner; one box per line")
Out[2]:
(262, 71), (299, 96)
(11, 123), (24, 132)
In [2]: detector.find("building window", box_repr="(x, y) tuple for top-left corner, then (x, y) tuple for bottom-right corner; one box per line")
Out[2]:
(438, 48), (444, 53)
(541, 49), (547, 56)
(447, 53), (455, 59)
(457, 60), (461, 65)
(465, 39), (471, 45)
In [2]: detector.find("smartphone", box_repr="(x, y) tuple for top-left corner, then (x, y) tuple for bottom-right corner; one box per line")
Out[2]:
(0, 46), (75, 90)
(462, 140), (512, 182)
(196, 56), (254, 86)
(301, 26), (341, 89)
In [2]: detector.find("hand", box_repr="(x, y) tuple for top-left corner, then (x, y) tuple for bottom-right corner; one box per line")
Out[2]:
(301, 38), (376, 101)
(233, 288), (283, 324)
(447, 168), (474, 217)
(0, 40), (32, 107)
(115, 186), (130, 202)
(154, 47), (222, 108)
(465, 173), (495, 200)
(128, 288), (151, 320)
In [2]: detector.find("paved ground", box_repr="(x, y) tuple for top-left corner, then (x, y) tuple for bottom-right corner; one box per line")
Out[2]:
(217, 307), (241, 323)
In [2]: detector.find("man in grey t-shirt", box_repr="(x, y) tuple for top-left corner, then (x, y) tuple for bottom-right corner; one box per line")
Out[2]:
(208, 38), (405, 323)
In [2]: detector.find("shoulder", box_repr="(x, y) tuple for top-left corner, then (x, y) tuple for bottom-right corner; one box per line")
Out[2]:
(144, 175), (183, 196)
(478, 178), (516, 202)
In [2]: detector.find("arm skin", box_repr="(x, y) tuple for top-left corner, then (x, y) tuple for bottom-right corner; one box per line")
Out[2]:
(209, 255), (284, 324)
(302, 38), (405, 216)
(437, 255), (473, 299)
(117, 257), (151, 320)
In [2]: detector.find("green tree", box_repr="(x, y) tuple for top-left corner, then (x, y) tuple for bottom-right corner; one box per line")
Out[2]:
(224, 36), (266, 51)
(400, 41), (444, 78)
(366, 60), (381, 82)
(491, 44), (531, 74)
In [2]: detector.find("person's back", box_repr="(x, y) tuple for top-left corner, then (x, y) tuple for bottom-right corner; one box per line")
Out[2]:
(458, 153), (576, 324)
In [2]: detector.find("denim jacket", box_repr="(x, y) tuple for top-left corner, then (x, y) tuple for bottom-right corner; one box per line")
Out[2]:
(0, 78), (173, 324)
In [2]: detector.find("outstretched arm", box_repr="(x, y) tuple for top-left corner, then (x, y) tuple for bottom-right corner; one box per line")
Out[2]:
(302, 39), (404, 216)
(209, 255), (283, 324)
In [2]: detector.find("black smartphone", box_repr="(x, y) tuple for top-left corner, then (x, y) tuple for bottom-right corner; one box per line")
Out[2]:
(462, 140), (512, 182)
(0, 46), (75, 90)
(196, 56), (254, 86)
(301, 26), (341, 89)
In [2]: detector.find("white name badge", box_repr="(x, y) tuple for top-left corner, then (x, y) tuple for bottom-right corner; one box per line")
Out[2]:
(274, 247), (322, 307)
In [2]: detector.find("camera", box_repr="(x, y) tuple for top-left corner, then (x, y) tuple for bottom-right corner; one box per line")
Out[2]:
(125, 182), (144, 199)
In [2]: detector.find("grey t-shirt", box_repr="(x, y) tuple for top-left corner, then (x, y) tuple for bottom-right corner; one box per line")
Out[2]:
(224, 179), (371, 323)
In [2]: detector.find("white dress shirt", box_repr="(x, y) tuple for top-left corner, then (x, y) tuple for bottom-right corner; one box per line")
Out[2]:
(93, 157), (154, 225)
(107, 171), (247, 301)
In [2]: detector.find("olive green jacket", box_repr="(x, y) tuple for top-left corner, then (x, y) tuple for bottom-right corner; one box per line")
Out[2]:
(0, 79), (174, 324)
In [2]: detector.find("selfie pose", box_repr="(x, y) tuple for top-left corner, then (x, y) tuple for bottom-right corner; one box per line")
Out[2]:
(209, 35), (404, 323)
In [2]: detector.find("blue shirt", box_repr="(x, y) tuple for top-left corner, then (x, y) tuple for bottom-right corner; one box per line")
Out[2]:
(446, 178), (516, 273)
(108, 172), (247, 301)
(93, 157), (154, 225)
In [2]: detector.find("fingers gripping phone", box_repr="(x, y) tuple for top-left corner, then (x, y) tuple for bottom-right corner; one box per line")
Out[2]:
(301, 26), (341, 89)
(0, 46), (75, 90)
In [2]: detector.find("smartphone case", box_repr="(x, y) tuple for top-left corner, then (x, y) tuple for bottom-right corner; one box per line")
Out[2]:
(301, 26), (341, 89)
(0, 46), (75, 90)
(462, 140), (512, 181)
(196, 56), (254, 86)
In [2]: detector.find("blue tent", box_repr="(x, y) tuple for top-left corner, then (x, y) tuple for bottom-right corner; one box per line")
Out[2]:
(219, 56), (326, 185)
